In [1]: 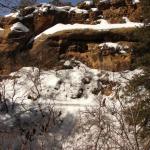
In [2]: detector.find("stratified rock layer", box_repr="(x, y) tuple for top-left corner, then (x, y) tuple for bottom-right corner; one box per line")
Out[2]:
(0, 1), (142, 74)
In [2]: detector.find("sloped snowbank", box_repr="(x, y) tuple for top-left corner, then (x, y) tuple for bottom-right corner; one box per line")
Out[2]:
(0, 60), (143, 149)
(0, 61), (142, 115)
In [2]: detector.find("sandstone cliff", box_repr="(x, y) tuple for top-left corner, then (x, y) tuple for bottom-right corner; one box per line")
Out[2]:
(0, 0), (143, 74)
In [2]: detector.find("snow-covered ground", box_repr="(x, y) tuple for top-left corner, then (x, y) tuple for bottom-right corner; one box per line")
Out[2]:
(0, 60), (141, 111)
(0, 62), (141, 120)
(0, 60), (143, 149)
(0, 60), (142, 114)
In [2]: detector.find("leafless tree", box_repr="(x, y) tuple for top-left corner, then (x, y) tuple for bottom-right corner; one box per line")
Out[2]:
(0, 68), (64, 149)
(77, 79), (148, 150)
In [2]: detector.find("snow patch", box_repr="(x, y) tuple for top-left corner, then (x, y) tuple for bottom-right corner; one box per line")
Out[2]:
(69, 7), (88, 14)
(0, 27), (4, 31)
(99, 0), (109, 3)
(57, 6), (71, 11)
(64, 60), (71, 67)
(10, 22), (29, 32)
(120, 50), (127, 54)
(123, 17), (131, 23)
(83, 1), (93, 5)
(99, 42), (129, 54)
(132, 0), (140, 4)
(91, 8), (99, 12)
(99, 42), (122, 49)
(4, 12), (20, 18)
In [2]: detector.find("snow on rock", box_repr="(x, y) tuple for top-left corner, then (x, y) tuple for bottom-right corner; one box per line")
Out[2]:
(47, 4), (67, 12)
(39, 4), (87, 13)
(132, 0), (140, 4)
(122, 17), (131, 23)
(69, 7), (88, 14)
(10, 22), (29, 32)
(4, 11), (20, 18)
(34, 21), (143, 40)
(99, 42), (122, 49)
(99, 42), (129, 54)
(39, 6), (49, 12)
(64, 60), (71, 66)
(120, 50), (127, 54)
(99, 0), (109, 3)
(38, 3), (68, 13)
(3, 0), (140, 19)
(83, 1), (93, 5)
(32, 3), (88, 14)
(99, 0), (140, 4)
(98, 19), (109, 24)
(91, 8), (99, 12)
(4, 3), (88, 18)
(57, 6), (71, 11)
(0, 27), (4, 31)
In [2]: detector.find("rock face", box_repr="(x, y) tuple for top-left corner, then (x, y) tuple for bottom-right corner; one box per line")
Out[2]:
(96, 0), (142, 23)
(0, 1), (142, 74)
(20, 28), (134, 71)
